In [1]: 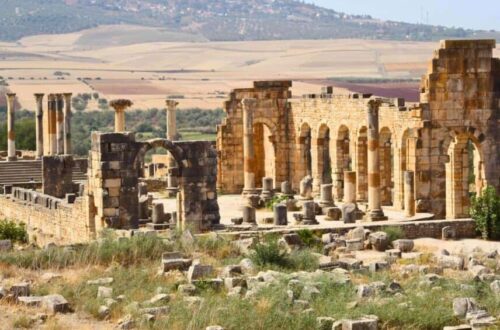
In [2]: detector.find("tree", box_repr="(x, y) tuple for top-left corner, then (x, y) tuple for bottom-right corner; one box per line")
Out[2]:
(470, 186), (500, 240)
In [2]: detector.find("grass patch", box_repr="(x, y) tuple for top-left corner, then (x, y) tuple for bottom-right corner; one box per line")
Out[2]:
(0, 235), (170, 270)
(382, 226), (404, 243)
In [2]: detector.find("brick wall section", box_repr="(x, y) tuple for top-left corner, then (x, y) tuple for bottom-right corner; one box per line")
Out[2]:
(0, 188), (93, 246)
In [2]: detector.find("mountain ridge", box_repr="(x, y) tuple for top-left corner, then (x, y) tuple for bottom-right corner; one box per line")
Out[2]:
(0, 0), (498, 42)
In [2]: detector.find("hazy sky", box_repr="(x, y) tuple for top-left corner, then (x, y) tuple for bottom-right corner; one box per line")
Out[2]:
(309, 0), (500, 31)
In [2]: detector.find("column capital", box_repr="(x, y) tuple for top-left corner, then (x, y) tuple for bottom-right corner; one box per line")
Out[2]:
(367, 98), (382, 113)
(47, 93), (56, 101)
(6, 93), (16, 100)
(241, 98), (257, 110)
(110, 99), (133, 112)
(165, 99), (179, 109)
(34, 93), (45, 100)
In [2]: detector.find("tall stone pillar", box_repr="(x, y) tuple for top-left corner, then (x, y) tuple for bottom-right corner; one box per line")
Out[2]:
(404, 171), (416, 217)
(365, 99), (387, 221)
(47, 94), (57, 155)
(242, 98), (257, 195)
(63, 93), (72, 154)
(34, 93), (44, 159)
(6, 93), (17, 161)
(165, 100), (179, 195)
(110, 99), (133, 133)
(56, 94), (65, 154)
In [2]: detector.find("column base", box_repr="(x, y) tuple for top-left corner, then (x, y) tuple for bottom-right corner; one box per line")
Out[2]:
(166, 187), (179, 198)
(364, 209), (388, 222)
(319, 200), (336, 208)
(7, 156), (17, 162)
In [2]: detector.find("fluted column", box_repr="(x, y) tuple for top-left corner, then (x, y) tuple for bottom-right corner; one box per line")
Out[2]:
(366, 99), (387, 221)
(6, 93), (17, 161)
(34, 94), (44, 159)
(47, 94), (57, 155)
(166, 99), (179, 193)
(63, 93), (72, 154)
(110, 99), (133, 133)
(56, 94), (64, 154)
(242, 98), (257, 195)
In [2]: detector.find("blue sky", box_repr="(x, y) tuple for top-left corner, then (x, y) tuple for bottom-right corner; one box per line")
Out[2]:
(309, 0), (500, 31)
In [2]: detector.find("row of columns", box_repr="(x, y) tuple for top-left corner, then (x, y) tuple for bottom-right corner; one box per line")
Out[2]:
(240, 97), (416, 220)
(4, 93), (72, 161)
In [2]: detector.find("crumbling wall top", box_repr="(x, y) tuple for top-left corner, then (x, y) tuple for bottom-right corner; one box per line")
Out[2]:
(439, 39), (496, 50)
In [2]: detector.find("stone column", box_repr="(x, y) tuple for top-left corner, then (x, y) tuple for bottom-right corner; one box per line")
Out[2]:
(366, 99), (387, 221)
(165, 100), (179, 193)
(6, 93), (17, 161)
(319, 183), (335, 207)
(34, 94), (44, 159)
(47, 94), (57, 155)
(242, 98), (257, 195)
(110, 99), (133, 133)
(404, 171), (416, 217)
(63, 93), (72, 154)
(56, 94), (65, 154)
(344, 171), (357, 204)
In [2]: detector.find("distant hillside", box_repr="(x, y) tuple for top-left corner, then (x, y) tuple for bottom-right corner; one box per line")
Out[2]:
(0, 0), (498, 42)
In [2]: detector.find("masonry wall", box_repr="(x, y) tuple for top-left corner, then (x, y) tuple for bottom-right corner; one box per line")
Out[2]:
(0, 189), (93, 246)
(217, 39), (500, 219)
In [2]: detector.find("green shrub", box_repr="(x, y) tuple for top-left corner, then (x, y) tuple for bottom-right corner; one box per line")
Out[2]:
(0, 220), (27, 243)
(250, 240), (289, 268)
(383, 226), (404, 242)
(296, 229), (317, 248)
(470, 186), (500, 240)
(265, 195), (288, 210)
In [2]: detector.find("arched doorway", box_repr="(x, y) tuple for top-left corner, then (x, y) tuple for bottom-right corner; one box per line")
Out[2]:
(254, 123), (276, 188)
(356, 126), (368, 201)
(380, 127), (393, 206)
(445, 133), (485, 219)
(335, 125), (351, 200)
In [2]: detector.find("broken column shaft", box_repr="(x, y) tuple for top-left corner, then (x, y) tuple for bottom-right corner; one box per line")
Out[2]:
(366, 99), (387, 221)
(6, 93), (17, 161)
(242, 98), (257, 195)
(34, 94), (44, 159)
(343, 171), (357, 204)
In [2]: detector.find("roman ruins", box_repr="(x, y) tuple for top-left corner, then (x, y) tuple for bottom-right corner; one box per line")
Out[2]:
(0, 39), (498, 245)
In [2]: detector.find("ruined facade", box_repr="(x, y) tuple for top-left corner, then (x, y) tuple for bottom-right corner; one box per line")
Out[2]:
(217, 39), (500, 219)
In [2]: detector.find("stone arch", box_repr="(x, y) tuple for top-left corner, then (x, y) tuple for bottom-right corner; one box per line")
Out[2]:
(379, 127), (394, 206)
(295, 122), (312, 185)
(334, 125), (351, 200)
(253, 120), (277, 188)
(394, 128), (411, 210)
(134, 138), (185, 175)
(312, 123), (332, 192)
(444, 128), (487, 219)
(355, 126), (368, 201)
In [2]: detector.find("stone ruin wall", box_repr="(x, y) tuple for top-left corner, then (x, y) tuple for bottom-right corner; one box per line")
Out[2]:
(217, 39), (499, 220)
(0, 188), (93, 246)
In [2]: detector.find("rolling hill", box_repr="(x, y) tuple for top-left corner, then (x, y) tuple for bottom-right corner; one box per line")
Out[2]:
(0, 0), (498, 42)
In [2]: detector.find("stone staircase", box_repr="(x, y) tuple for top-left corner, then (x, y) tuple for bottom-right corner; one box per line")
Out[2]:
(0, 160), (87, 185)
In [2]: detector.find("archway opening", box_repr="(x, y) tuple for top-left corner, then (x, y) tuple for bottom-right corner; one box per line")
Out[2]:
(356, 126), (368, 202)
(335, 125), (351, 200)
(380, 127), (394, 206)
(254, 123), (276, 188)
(445, 134), (484, 219)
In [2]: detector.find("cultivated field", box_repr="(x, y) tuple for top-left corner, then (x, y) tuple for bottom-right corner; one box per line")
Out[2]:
(1, 25), (498, 110)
